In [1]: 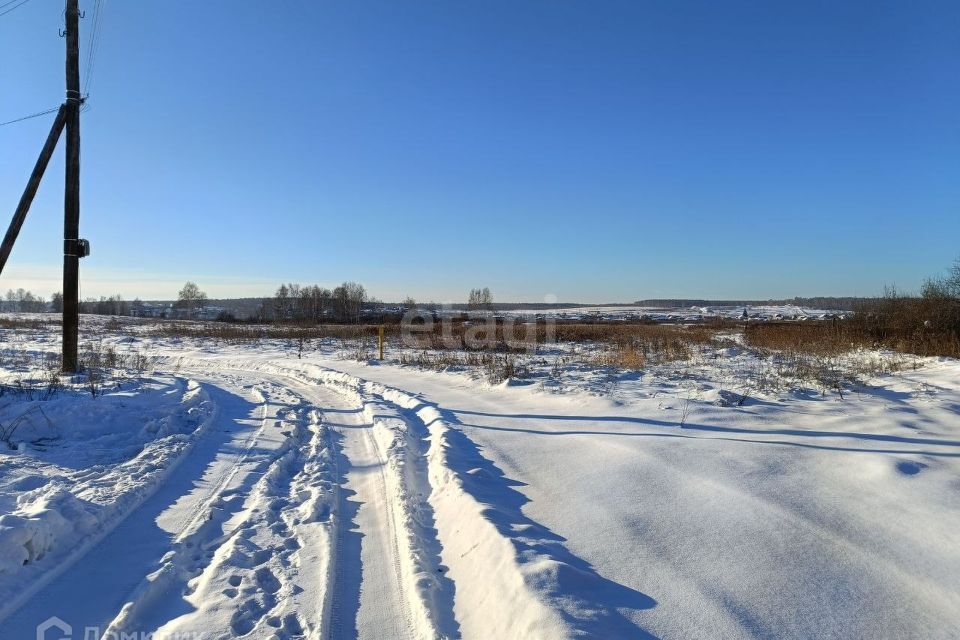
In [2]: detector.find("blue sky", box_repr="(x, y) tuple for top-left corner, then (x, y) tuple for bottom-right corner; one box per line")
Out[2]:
(1, 0), (958, 303)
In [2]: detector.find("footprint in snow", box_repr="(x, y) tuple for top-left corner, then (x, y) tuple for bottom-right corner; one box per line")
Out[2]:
(255, 566), (282, 594)
(896, 460), (927, 476)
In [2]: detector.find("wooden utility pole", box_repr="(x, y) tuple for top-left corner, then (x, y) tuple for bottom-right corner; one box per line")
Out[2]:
(0, 1), (88, 372)
(62, 0), (82, 372)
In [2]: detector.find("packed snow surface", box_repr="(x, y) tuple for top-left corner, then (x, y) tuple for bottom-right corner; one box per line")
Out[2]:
(0, 316), (957, 639)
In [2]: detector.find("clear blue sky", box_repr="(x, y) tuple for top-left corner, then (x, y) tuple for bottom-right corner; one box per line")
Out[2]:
(1, 0), (958, 303)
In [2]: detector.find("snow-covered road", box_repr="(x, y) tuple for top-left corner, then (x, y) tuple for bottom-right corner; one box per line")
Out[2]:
(2, 346), (959, 639)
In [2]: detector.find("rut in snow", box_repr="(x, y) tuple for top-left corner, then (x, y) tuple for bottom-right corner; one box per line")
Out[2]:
(100, 390), (340, 639)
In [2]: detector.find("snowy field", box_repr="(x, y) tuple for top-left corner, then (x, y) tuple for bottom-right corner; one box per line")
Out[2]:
(0, 314), (958, 639)
(498, 304), (846, 322)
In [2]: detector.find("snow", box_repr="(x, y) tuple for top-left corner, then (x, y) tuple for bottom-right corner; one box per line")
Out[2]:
(0, 374), (217, 621)
(496, 304), (846, 322)
(1, 315), (958, 639)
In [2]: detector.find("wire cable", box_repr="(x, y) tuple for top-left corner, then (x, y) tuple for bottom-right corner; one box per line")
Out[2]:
(83, 0), (107, 96)
(83, 0), (100, 88)
(0, 0), (35, 18)
(0, 105), (61, 128)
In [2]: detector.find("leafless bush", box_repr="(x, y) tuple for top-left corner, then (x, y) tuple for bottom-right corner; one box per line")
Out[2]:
(42, 355), (64, 400)
(129, 350), (154, 373)
(679, 383), (697, 426)
(346, 340), (376, 362)
(398, 350), (489, 370)
(0, 406), (55, 450)
(81, 341), (105, 398)
(849, 292), (960, 358)
(485, 354), (525, 384)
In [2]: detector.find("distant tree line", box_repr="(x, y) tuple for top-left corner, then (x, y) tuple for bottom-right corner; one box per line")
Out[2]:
(258, 282), (370, 324)
(0, 288), (150, 316)
(80, 295), (138, 316)
(2, 288), (46, 312)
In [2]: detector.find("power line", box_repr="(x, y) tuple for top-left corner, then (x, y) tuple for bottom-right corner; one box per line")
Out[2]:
(0, 0), (35, 18)
(0, 105), (61, 128)
(83, 0), (106, 93)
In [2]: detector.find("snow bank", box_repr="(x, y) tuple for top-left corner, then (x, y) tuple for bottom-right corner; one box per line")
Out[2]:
(363, 393), (455, 640)
(0, 378), (218, 622)
(0, 488), (97, 574)
(414, 402), (570, 639)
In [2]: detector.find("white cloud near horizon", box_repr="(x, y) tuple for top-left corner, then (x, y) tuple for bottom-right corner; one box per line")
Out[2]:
(0, 263), (566, 304)
(0, 263), (279, 300)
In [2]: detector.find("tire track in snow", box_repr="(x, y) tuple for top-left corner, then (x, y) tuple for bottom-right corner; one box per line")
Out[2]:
(325, 420), (361, 640)
(324, 393), (415, 640)
(99, 377), (300, 637)
(0, 372), (280, 638)
(105, 359), (457, 639)
(361, 412), (416, 640)
(116, 372), (345, 640)
(168, 395), (269, 543)
(272, 362), (657, 639)
(259, 365), (458, 640)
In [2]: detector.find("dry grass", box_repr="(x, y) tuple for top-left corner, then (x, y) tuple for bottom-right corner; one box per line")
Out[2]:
(743, 299), (960, 359)
(849, 296), (960, 358)
(119, 306), (960, 364)
(593, 343), (647, 369)
(0, 317), (60, 331)
(147, 322), (377, 343)
(395, 349), (525, 383)
(743, 321), (867, 355)
(591, 324), (722, 369)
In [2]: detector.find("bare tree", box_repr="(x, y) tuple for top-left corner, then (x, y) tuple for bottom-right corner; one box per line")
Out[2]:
(176, 281), (208, 319)
(923, 256), (960, 299)
(468, 287), (493, 310)
(273, 284), (291, 321)
(286, 283), (302, 319)
(332, 282), (366, 322)
(263, 283), (336, 324)
(304, 285), (332, 323)
(346, 282), (367, 322)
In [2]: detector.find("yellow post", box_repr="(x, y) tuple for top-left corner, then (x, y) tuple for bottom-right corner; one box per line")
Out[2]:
(378, 325), (385, 360)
